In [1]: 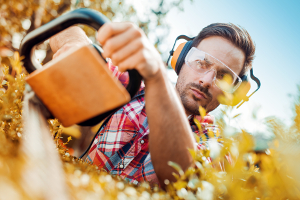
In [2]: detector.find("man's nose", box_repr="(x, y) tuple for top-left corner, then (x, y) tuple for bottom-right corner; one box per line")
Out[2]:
(199, 70), (215, 88)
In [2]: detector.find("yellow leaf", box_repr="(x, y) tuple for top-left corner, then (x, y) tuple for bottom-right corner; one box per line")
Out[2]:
(188, 148), (196, 159)
(1, 64), (9, 75)
(201, 134), (207, 142)
(217, 92), (233, 106)
(173, 180), (187, 190)
(14, 51), (19, 61)
(207, 128), (214, 138)
(184, 167), (196, 177)
(172, 172), (180, 180)
(216, 74), (233, 92)
(233, 113), (241, 119)
(193, 118), (202, 133)
(194, 133), (200, 143)
(199, 106), (206, 118)
(63, 136), (72, 146)
(215, 129), (220, 137)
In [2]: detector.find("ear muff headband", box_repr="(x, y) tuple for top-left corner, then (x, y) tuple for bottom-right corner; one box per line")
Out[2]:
(241, 74), (247, 82)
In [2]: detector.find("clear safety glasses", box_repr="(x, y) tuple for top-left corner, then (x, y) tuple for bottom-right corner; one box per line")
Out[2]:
(185, 47), (242, 93)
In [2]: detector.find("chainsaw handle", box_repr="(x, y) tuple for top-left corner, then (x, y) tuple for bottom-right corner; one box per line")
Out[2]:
(20, 8), (110, 73)
(20, 8), (142, 126)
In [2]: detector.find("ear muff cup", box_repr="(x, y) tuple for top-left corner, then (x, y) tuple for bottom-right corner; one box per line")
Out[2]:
(240, 74), (247, 82)
(171, 40), (194, 74)
(170, 42), (185, 71)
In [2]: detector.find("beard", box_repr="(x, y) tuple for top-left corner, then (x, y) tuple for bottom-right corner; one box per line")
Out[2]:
(176, 81), (213, 115)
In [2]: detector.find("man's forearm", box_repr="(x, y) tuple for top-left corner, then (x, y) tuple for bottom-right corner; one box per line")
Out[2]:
(144, 68), (196, 187)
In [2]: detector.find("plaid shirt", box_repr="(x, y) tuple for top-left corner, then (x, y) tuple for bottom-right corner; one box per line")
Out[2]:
(86, 61), (219, 186)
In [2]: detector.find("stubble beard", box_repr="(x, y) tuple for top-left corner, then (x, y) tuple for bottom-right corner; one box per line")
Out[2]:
(176, 81), (212, 116)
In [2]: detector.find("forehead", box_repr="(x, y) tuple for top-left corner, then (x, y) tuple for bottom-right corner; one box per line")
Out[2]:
(196, 36), (245, 75)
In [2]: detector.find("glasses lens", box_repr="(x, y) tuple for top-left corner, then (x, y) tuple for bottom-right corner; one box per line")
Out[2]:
(185, 47), (241, 93)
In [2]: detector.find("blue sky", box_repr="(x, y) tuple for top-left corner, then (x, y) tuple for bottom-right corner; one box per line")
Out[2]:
(159, 0), (300, 133)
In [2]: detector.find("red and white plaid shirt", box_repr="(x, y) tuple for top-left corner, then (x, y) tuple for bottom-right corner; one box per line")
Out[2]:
(86, 60), (220, 186)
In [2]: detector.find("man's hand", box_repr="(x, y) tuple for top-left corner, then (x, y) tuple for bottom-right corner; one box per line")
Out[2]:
(50, 26), (91, 59)
(97, 22), (165, 81)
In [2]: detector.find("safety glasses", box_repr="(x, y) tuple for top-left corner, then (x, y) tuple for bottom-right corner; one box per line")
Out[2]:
(185, 47), (242, 93)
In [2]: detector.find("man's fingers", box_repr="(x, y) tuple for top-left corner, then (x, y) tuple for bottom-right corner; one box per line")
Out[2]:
(118, 49), (160, 80)
(117, 49), (159, 80)
(102, 26), (143, 59)
(110, 38), (143, 65)
(97, 22), (133, 45)
(117, 50), (144, 72)
(97, 22), (163, 80)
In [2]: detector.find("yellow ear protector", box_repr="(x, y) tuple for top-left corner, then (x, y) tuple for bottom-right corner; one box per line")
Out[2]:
(166, 35), (261, 108)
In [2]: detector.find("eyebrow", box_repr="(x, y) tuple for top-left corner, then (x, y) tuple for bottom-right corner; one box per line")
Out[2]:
(204, 55), (236, 78)
(203, 57), (213, 66)
(205, 57), (233, 74)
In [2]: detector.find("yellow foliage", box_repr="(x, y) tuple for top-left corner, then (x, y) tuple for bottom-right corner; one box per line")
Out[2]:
(1, 0), (300, 199)
(0, 48), (299, 200)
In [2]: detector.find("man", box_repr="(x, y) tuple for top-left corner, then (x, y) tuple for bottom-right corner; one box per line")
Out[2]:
(50, 21), (255, 187)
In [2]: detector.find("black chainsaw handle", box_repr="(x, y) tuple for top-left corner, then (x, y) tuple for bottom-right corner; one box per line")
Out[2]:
(19, 8), (142, 126)
(20, 8), (110, 74)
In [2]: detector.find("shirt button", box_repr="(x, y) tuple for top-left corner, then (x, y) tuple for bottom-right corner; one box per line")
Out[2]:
(119, 164), (124, 169)
(140, 140), (145, 144)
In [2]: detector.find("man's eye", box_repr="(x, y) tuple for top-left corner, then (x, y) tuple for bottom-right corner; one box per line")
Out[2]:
(216, 72), (225, 79)
(195, 60), (204, 69)
(217, 72), (234, 81)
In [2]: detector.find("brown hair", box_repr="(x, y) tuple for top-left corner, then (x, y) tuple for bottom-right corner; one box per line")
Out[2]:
(191, 23), (255, 77)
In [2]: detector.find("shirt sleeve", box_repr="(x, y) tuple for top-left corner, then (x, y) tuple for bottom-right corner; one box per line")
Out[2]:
(107, 58), (145, 91)
(107, 58), (130, 87)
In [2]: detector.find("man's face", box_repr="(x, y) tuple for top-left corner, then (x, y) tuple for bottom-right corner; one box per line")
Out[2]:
(176, 36), (245, 116)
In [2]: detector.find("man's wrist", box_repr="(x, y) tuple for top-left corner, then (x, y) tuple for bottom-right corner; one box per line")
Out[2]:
(144, 66), (168, 87)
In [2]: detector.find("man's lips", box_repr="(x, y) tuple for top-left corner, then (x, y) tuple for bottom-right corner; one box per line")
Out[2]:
(190, 88), (207, 99)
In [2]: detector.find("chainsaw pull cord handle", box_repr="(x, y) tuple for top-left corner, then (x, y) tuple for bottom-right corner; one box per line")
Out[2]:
(19, 8), (142, 126)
